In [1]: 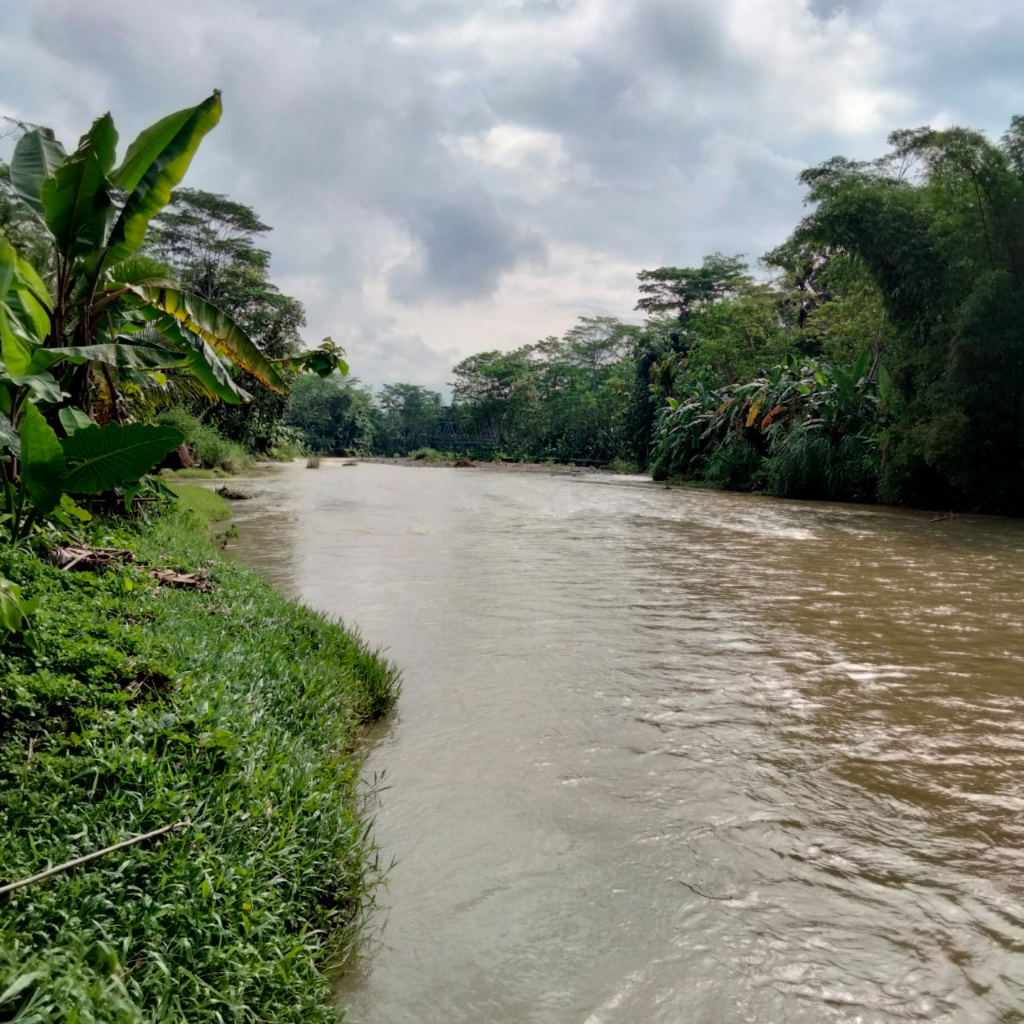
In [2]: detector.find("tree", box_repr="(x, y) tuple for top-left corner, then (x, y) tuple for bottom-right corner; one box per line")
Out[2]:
(794, 120), (1024, 512)
(150, 188), (311, 450)
(635, 254), (753, 324)
(285, 374), (374, 453)
(374, 383), (444, 455)
(5, 93), (287, 412)
(0, 94), (293, 548)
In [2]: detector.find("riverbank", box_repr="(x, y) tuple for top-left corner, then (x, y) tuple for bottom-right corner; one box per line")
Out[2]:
(0, 487), (400, 1022)
(357, 455), (614, 475)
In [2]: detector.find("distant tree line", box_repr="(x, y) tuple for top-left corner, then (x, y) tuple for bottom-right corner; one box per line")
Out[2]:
(8, 112), (1015, 512)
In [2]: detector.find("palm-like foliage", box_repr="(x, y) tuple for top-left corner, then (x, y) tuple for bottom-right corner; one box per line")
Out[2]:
(652, 352), (884, 500)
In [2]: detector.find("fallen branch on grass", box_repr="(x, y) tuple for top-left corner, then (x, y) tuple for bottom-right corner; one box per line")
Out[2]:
(150, 568), (213, 592)
(0, 821), (193, 897)
(50, 546), (135, 572)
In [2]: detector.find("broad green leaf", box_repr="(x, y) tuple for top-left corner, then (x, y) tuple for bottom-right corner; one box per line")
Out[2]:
(852, 348), (872, 383)
(6, 286), (51, 346)
(29, 341), (184, 374)
(7, 251), (54, 344)
(0, 306), (34, 376)
(105, 93), (222, 267)
(0, 578), (37, 633)
(40, 113), (117, 261)
(123, 284), (284, 392)
(0, 240), (14, 300)
(877, 363), (893, 403)
(10, 127), (67, 220)
(19, 402), (67, 514)
(0, 410), (19, 455)
(59, 493), (92, 522)
(62, 422), (184, 493)
(10, 371), (64, 404)
(59, 407), (93, 436)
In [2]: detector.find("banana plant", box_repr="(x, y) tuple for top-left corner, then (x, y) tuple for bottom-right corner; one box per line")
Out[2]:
(6, 92), (288, 409)
(652, 351), (884, 480)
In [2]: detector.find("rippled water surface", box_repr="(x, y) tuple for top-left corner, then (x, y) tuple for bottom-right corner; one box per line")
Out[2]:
(227, 460), (1024, 1023)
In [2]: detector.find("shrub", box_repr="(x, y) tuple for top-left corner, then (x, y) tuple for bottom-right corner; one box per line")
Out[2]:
(155, 409), (253, 473)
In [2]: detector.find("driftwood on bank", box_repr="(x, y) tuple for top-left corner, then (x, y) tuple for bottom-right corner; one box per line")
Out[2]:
(49, 546), (135, 572)
(49, 546), (214, 592)
(214, 485), (252, 500)
(150, 568), (213, 592)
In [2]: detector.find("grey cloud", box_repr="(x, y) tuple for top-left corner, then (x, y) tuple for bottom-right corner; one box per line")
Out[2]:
(388, 194), (546, 304)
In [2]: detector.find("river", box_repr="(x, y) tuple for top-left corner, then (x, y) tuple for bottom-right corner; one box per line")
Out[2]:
(226, 460), (1024, 1023)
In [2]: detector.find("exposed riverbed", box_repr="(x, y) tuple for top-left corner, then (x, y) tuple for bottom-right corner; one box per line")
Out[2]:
(226, 460), (1024, 1023)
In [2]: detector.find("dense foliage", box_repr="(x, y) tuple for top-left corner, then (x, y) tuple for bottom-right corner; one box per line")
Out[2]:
(284, 114), (1021, 514)
(0, 96), (345, 625)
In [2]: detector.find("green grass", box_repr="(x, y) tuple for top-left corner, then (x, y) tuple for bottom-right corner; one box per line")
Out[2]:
(171, 483), (233, 523)
(155, 409), (254, 474)
(158, 467), (230, 481)
(0, 498), (401, 1022)
(407, 446), (449, 463)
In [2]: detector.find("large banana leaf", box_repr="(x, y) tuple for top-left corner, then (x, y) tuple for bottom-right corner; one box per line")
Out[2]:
(41, 114), (118, 261)
(28, 341), (185, 374)
(9, 127), (67, 220)
(4, 251), (53, 343)
(104, 93), (222, 268)
(62, 422), (184, 494)
(19, 403), (67, 514)
(122, 284), (286, 392)
(149, 313), (250, 403)
(0, 240), (14, 299)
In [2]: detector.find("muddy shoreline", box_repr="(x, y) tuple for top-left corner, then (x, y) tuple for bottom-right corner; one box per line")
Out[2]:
(353, 456), (613, 475)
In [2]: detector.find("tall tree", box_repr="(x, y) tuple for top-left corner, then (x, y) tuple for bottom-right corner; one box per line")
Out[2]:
(635, 254), (753, 324)
(285, 374), (374, 453)
(150, 188), (307, 449)
(374, 382), (444, 455)
(795, 121), (1024, 512)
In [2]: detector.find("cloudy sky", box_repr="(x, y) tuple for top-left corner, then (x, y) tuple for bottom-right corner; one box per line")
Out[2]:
(2, 0), (1023, 393)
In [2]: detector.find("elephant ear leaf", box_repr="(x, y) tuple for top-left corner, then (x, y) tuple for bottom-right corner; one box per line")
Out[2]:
(19, 403), (67, 515)
(62, 422), (183, 494)
(104, 92), (222, 267)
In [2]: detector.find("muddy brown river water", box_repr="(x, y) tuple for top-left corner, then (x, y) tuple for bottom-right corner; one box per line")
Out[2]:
(227, 460), (1024, 1023)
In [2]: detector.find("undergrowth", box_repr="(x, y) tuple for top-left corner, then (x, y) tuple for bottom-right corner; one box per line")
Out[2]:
(0, 489), (401, 1022)
(155, 409), (254, 474)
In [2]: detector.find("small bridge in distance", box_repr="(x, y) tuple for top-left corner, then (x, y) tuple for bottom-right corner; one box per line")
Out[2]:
(424, 421), (501, 448)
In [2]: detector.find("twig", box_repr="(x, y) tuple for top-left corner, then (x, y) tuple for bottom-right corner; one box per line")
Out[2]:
(59, 550), (91, 572)
(0, 821), (192, 897)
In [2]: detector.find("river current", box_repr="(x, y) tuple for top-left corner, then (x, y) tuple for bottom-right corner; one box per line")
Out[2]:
(227, 460), (1024, 1023)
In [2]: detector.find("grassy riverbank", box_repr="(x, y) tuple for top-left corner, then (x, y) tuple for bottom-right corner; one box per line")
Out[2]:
(0, 488), (400, 1022)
